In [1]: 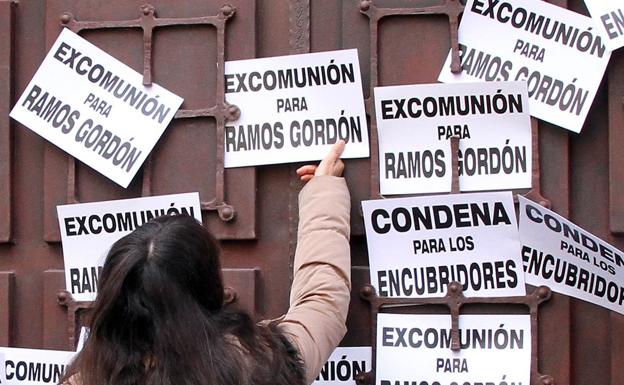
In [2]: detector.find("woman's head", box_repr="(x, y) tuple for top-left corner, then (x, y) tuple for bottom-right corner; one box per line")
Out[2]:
(64, 214), (304, 385)
(68, 215), (227, 385)
(96, 214), (224, 318)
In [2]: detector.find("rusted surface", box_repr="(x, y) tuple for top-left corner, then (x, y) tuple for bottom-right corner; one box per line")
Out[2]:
(3, 1), (624, 384)
(289, 0), (309, 54)
(58, 3), (238, 221)
(55, 267), (258, 349)
(43, 270), (70, 350)
(42, 0), (257, 241)
(287, 0), (310, 285)
(359, 283), (554, 385)
(450, 136), (460, 194)
(0, 271), (15, 346)
(524, 118), (550, 207)
(609, 48), (624, 234)
(0, 0), (15, 243)
(359, 0), (464, 198)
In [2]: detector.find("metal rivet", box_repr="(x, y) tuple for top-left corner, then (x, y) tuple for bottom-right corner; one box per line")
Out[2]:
(221, 4), (234, 17)
(361, 285), (374, 298)
(60, 13), (72, 24)
(219, 206), (236, 222)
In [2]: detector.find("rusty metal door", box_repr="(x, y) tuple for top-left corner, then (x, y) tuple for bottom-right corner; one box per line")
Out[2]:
(1, 1), (624, 384)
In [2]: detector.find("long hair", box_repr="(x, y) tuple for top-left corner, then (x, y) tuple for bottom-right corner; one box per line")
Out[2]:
(61, 215), (304, 385)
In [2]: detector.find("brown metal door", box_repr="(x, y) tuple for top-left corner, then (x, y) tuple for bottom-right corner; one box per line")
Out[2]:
(2, 0), (624, 384)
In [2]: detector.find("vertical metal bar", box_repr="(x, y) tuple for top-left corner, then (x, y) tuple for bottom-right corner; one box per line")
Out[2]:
(289, 0), (310, 54)
(215, 11), (228, 209)
(450, 136), (460, 194)
(0, 0), (15, 242)
(141, 4), (155, 86)
(67, 158), (78, 204)
(364, 4), (380, 198)
(289, 0), (311, 281)
(524, 118), (550, 207)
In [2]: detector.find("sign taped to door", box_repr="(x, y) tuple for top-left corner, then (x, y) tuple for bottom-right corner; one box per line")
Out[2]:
(438, 0), (611, 133)
(362, 191), (526, 299)
(376, 314), (531, 385)
(57, 192), (202, 302)
(224, 49), (369, 167)
(314, 347), (371, 385)
(0, 347), (75, 385)
(583, 0), (624, 52)
(10, 28), (183, 187)
(374, 81), (531, 195)
(519, 196), (624, 315)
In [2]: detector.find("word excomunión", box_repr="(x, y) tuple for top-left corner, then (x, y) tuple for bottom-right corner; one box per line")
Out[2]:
(52, 41), (173, 123)
(225, 61), (356, 93)
(380, 91), (523, 120)
(63, 205), (196, 236)
(381, 325), (524, 350)
(470, 0), (606, 58)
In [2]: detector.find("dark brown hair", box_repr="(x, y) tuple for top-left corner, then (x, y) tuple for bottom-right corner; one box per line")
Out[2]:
(62, 214), (304, 385)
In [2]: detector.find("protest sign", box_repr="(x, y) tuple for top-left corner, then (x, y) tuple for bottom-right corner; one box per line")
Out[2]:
(376, 314), (530, 385)
(0, 347), (75, 385)
(10, 28), (183, 188)
(584, 0), (624, 52)
(57, 192), (202, 302)
(224, 49), (369, 167)
(362, 192), (525, 299)
(438, 0), (611, 133)
(0, 352), (4, 385)
(314, 347), (371, 385)
(374, 81), (531, 194)
(519, 196), (624, 315)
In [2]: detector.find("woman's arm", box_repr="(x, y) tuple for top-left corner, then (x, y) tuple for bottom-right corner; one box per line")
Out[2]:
(277, 142), (352, 385)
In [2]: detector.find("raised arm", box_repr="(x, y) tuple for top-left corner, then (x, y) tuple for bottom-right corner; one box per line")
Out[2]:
(277, 141), (352, 384)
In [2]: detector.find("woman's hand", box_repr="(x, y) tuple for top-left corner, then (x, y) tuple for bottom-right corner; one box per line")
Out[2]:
(296, 140), (346, 182)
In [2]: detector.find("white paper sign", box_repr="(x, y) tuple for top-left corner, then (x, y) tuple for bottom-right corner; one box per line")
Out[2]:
(362, 192), (525, 298)
(584, 0), (624, 51)
(224, 49), (369, 167)
(10, 28), (183, 187)
(519, 196), (624, 315)
(57, 192), (202, 302)
(376, 314), (531, 385)
(438, 0), (611, 133)
(76, 327), (90, 352)
(314, 347), (372, 385)
(0, 352), (5, 385)
(374, 81), (531, 195)
(0, 347), (75, 385)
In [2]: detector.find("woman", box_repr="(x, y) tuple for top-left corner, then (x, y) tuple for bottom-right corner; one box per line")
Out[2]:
(61, 141), (351, 385)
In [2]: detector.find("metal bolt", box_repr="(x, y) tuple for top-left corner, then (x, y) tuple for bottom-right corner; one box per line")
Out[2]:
(226, 104), (241, 122)
(542, 375), (554, 385)
(361, 285), (374, 298)
(449, 281), (461, 294)
(60, 13), (72, 24)
(537, 286), (550, 299)
(223, 287), (237, 304)
(219, 206), (236, 222)
(221, 4), (235, 17)
(141, 4), (155, 16)
(359, 0), (371, 12)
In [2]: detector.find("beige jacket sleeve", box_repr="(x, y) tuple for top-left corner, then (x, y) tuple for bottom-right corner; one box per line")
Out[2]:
(277, 175), (352, 385)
